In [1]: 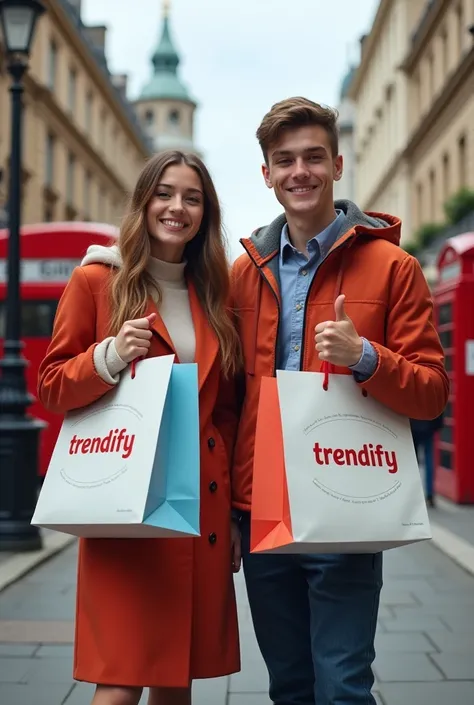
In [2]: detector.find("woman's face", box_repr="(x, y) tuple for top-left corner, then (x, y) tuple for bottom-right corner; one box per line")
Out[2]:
(146, 163), (205, 263)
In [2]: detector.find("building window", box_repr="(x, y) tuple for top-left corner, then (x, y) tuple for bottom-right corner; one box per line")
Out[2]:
(47, 40), (57, 90)
(427, 51), (435, 100)
(44, 202), (54, 222)
(99, 187), (106, 221)
(456, 3), (464, 57)
(416, 182), (423, 227)
(85, 91), (93, 133)
(145, 109), (154, 126)
(84, 170), (91, 217)
(442, 153), (450, 200)
(68, 67), (77, 112)
(440, 25), (449, 77)
(45, 133), (55, 187)
(429, 169), (436, 220)
(459, 135), (467, 187)
(67, 152), (75, 205)
(99, 108), (107, 150)
(169, 109), (180, 126)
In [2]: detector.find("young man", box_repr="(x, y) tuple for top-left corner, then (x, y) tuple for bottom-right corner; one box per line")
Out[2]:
(230, 97), (449, 705)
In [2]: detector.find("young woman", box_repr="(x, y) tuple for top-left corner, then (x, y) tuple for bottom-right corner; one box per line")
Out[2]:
(37, 150), (242, 705)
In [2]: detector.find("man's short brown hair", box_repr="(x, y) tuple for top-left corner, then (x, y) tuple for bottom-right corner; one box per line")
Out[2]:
(256, 97), (339, 162)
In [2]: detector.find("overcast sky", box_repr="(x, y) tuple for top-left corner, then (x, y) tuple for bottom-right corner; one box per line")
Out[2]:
(81, 0), (379, 260)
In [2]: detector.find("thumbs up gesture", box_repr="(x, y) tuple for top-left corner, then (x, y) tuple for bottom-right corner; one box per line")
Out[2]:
(314, 295), (363, 367)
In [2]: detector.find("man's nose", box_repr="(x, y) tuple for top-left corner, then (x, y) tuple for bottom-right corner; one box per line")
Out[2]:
(292, 158), (310, 179)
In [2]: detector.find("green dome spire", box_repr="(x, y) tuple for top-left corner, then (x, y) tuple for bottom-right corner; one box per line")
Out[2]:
(139, 0), (194, 103)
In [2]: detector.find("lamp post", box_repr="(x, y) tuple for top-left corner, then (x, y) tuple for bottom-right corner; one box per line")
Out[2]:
(0, 0), (45, 551)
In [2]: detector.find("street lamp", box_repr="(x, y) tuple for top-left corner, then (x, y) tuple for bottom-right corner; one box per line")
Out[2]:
(0, 0), (45, 551)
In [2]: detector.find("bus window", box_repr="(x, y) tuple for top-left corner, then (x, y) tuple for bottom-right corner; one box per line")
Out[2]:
(0, 300), (58, 338)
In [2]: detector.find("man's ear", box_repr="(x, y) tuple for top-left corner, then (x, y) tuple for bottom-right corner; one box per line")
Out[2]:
(262, 163), (273, 189)
(333, 154), (343, 182)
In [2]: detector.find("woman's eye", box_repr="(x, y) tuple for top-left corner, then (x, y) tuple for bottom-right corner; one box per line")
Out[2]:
(157, 192), (170, 199)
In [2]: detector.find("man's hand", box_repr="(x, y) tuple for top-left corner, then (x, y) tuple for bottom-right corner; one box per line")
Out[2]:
(314, 295), (363, 367)
(231, 519), (241, 573)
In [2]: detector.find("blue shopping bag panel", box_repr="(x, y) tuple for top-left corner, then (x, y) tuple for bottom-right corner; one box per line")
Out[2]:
(144, 363), (200, 536)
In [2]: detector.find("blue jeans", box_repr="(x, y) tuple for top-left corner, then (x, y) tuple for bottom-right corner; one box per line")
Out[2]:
(241, 513), (383, 705)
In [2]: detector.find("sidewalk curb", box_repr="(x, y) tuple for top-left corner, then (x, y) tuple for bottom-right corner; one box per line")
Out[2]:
(430, 520), (474, 576)
(0, 533), (76, 593)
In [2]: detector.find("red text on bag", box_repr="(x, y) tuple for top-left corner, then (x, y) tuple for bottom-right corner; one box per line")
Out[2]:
(313, 442), (398, 474)
(69, 429), (135, 459)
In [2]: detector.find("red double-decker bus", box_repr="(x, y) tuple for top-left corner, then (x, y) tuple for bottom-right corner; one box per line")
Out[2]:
(0, 221), (118, 481)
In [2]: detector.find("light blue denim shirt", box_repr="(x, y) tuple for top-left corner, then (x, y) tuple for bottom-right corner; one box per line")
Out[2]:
(277, 211), (377, 380)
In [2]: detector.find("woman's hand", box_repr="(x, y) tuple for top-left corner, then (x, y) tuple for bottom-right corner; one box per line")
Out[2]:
(115, 313), (157, 363)
(231, 519), (242, 573)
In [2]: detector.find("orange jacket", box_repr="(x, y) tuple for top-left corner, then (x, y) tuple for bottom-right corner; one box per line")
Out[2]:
(230, 200), (449, 512)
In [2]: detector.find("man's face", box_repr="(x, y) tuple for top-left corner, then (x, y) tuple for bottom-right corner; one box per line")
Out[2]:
(262, 125), (343, 218)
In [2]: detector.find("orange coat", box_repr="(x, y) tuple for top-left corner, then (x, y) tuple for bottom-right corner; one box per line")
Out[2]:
(37, 263), (240, 687)
(230, 208), (449, 512)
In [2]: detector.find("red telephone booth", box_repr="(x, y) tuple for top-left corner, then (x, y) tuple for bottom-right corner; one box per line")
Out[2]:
(433, 231), (474, 504)
(0, 221), (118, 481)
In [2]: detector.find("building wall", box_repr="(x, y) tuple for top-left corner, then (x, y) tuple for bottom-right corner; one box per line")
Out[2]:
(0, 0), (150, 228)
(334, 98), (355, 201)
(405, 0), (474, 232)
(350, 0), (426, 241)
(351, 0), (474, 245)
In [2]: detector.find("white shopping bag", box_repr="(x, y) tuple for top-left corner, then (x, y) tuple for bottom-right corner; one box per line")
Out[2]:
(32, 355), (200, 539)
(251, 369), (431, 553)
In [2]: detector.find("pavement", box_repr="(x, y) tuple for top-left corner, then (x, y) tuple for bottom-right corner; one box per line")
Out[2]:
(1, 499), (474, 705)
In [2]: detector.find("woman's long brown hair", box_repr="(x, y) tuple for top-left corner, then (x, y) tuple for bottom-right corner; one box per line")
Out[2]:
(109, 150), (241, 377)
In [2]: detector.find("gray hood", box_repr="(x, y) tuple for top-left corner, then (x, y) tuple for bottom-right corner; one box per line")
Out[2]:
(242, 199), (401, 262)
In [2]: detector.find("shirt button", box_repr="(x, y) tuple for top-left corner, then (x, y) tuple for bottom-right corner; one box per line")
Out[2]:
(295, 303), (302, 311)
(209, 481), (218, 493)
(207, 437), (215, 449)
(301, 270), (308, 276)
(208, 532), (217, 545)
(294, 344), (300, 352)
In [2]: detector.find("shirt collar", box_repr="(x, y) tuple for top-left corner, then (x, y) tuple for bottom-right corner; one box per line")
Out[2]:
(280, 209), (346, 264)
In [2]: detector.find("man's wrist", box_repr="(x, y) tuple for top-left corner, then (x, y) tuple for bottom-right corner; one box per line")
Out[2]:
(349, 337), (364, 367)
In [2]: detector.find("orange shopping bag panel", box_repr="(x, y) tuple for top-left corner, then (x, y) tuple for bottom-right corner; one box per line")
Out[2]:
(250, 376), (294, 552)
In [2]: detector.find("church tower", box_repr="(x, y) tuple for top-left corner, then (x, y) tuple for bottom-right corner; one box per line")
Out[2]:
(134, 0), (198, 154)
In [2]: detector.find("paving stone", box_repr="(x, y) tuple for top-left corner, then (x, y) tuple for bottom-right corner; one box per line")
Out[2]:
(63, 682), (96, 705)
(379, 681), (474, 705)
(416, 591), (474, 605)
(373, 652), (443, 682)
(379, 590), (419, 606)
(228, 696), (272, 705)
(229, 657), (269, 693)
(439, 614), (474, 633)
(24, 656), (74, 683)
(0, 656), (33, 683)
(391, 603), (473, 617)
(380, 615), (449, 632)
(193, 677), (228, 704)
(0, 683), (73, 705)
(426, 631), (474, 652)
(0, 643), (38, 657)
(0, 594), (75, 621)
(375, 632), (436, 653)
(36, 644), (74, 658)
(431, 652), (474, 680)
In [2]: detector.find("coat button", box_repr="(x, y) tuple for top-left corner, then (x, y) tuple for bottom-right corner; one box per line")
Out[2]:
(208, 437), (215, 449)
(209, 481), (218, 493)
(208, 532), (217, 545)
